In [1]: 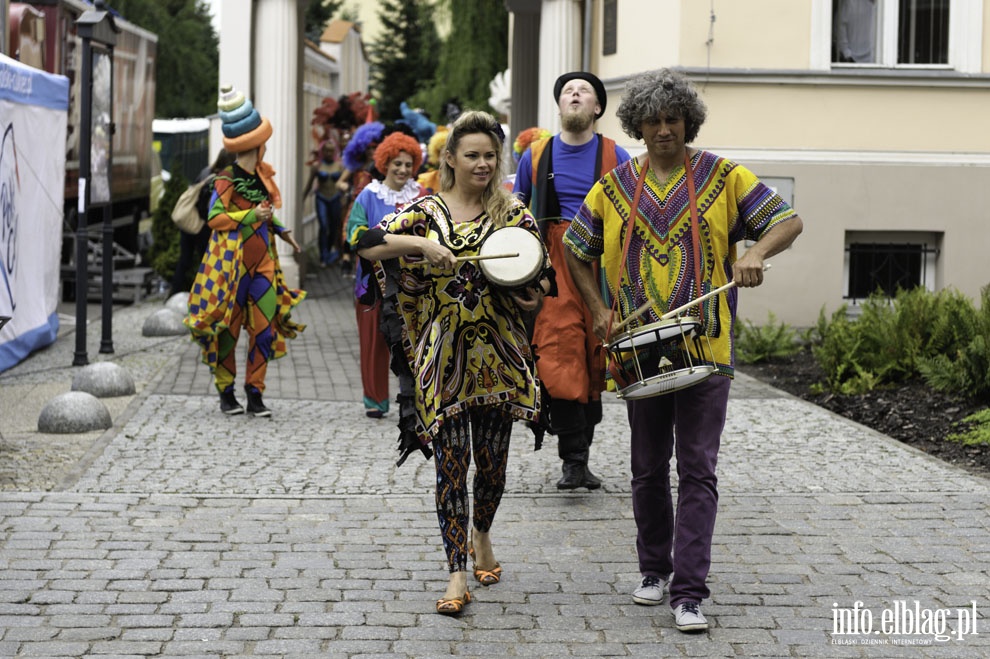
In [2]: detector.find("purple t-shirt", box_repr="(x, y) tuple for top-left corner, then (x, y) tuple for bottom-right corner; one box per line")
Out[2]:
(513, 135), (631, 219)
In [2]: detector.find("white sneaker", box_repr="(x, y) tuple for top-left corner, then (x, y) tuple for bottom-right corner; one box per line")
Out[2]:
(672, 601), (708, 632)
(632, 575), (665, 605)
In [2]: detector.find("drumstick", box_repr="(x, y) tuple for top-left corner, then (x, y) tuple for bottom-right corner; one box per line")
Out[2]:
(611, 264), (772, 334)
(455, 252), (520, 262)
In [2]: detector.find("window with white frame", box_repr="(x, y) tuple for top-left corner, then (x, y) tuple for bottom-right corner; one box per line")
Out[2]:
(843, 231), (940, 301)
(828, 0), (971, 68)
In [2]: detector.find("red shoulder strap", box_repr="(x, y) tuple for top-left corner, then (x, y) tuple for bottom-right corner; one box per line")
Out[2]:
(605, 156), (650, 341)
(529, 137), (551, 186)
(683, 151), (704, 301)
(596, 135), (619, 178)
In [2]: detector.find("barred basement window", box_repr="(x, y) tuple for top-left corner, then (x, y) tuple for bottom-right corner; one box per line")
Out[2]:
(844, 240), (938, 301)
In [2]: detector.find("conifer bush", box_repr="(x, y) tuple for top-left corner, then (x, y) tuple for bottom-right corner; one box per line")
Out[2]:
(811, 285), (990, 400)
(918, 285), (990, 401)
(147, 171), (188, 283)
(735, 311), (802, 364)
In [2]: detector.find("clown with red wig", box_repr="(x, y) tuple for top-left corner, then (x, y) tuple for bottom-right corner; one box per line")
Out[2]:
(346, 131), (426, 418)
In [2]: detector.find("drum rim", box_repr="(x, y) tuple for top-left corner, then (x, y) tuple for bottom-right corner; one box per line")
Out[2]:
(615, 364), (717, 399)
(606, 317), (702, 350)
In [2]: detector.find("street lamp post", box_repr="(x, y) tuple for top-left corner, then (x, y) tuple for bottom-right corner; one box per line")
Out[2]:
(73, 0), (119, 365)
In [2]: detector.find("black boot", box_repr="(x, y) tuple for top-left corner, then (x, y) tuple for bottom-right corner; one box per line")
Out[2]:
(219, 387), (244, 415)
(244, 386), (271, 417)
(557, 431), (602, 489)
(582, 465), (602, 490)
(556, 461), (584, 490)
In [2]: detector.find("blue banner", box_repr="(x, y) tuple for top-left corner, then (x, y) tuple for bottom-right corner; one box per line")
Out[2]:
(0, 53), (70, 111)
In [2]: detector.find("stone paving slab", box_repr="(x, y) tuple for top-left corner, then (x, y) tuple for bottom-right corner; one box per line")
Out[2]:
(2, 268), (990, 657)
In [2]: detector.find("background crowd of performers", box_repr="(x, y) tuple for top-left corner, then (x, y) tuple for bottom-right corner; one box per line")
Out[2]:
(184, 70), (802, 625)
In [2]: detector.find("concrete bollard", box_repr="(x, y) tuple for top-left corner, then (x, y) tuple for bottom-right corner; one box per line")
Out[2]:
(38, 391), (113, 433)
(165, 292), (190, 315)
(71, 362), (136, 397)
(142, 308), (188, 337)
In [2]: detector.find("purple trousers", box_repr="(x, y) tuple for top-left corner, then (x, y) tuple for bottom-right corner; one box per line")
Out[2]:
(626, 375), (730, 608)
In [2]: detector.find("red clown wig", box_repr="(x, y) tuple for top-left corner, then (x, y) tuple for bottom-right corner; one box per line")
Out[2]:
(374, 132), (423, 176)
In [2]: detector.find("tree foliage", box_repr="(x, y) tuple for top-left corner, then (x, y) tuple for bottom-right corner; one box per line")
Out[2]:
(304, 0), (344, 43)
(412, 0), (508, 120)
(112, 0), (219, 117)
(367, 0), (440, 121)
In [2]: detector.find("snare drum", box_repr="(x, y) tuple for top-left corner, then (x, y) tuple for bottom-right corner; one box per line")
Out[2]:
(605, 318), (715, 399)
(478, 226), (546, 290)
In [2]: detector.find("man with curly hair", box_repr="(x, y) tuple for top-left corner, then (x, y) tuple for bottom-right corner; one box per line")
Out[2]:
(564, 68), (803, 632)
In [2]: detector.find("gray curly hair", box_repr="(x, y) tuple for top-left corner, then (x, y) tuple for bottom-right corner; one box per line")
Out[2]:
(616, 68), (707, 143)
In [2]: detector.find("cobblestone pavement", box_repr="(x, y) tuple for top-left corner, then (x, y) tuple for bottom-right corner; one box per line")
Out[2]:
(2, 267), (989, 657)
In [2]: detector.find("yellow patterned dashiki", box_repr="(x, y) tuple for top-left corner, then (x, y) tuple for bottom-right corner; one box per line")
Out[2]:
(564, 150), (799, 379)
(374, 195), (547, 445)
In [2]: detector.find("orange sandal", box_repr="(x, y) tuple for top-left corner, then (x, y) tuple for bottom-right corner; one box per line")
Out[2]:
(467, 540), (502, 586)
(436, 590), (472, 615)
(473, 563), (502, 586)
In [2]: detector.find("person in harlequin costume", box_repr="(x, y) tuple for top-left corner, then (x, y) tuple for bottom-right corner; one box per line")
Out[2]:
(185, 84), (305, 417)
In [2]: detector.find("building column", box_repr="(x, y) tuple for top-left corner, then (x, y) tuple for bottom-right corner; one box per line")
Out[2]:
(537, 0), (583, 131)
(253, 0), (304, 288)
(507, 2), (542, 141)
(214, 0), (254, 157)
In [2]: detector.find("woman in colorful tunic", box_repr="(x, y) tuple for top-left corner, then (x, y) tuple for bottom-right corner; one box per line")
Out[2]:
(346, 131), (426, 418)
(564, 69), (803, 632)
(185, 85), (305, 417)
(357, 111), (551, 615)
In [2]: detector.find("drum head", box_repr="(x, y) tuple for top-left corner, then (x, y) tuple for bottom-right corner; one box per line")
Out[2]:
(479, 226), (544, 288)
(609, 319), (700, 351)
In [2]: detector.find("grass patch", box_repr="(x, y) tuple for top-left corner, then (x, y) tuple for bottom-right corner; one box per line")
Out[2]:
(947, 409), (990, 446)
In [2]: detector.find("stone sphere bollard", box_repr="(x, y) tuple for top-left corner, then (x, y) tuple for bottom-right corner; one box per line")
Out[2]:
(165, 292), (190, 315)
(71, 362), (136, 397)
(38, 391), (112, 433)
(142, 308), (188, 337)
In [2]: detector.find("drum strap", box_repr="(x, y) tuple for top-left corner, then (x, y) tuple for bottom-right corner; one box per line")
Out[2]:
(605, 155), (650, 340)
(605, 152), (704, 341)
(682, 150), (705, 302)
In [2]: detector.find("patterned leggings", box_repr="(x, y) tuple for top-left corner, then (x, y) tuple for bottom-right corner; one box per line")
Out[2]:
(433, 405), (514, 573)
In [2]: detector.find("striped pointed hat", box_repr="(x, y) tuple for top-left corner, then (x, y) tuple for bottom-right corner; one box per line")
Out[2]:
(218, 84), (272, 152)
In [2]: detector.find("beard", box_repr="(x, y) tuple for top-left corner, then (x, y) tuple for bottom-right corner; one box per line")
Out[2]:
(560, 107), (594, 133)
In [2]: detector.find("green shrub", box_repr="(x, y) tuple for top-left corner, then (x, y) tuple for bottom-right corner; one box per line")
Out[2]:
(735, 311), (802, 364)
(810, 305), (878, 394)
(811, 285), (990, 399)
(918, 286), (990, 400)
(147, 171), (188, 283)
